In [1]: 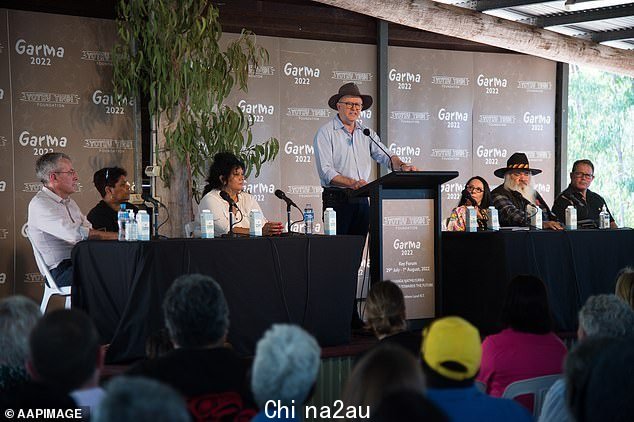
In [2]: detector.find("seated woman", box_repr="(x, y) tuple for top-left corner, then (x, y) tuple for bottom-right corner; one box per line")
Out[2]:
(445, 176), (492, 231)
(477, 275), (567, 412)
(365, 280), (421, 357)
(199, 152), (283, 236)
(87, 167), (137, 232)
(615, 267), (634, 309)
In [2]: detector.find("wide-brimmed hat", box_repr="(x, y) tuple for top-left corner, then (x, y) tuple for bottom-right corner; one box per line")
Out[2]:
(421, 316), (482, 381)
(494, 152), (543, 178)
(328, 83), (373, 111)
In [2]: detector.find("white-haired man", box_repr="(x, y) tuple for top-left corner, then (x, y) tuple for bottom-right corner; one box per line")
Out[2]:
(491, 152), (562, 230)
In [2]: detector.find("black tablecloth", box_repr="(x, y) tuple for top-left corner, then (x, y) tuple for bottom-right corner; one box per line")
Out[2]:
(72, 235), (364, 363)
(442, 229), (634, 337)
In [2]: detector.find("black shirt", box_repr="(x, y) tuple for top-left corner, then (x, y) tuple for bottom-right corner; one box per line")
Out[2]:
(552, 185), (614, 226)
(86, 200), (138, 232)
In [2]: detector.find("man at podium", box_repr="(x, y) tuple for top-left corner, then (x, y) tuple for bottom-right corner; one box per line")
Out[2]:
(313, 82), (417, 237)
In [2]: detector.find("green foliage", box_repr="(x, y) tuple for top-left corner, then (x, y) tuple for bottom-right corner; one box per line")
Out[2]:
(112, 0), (279, 202)
(568, 66), (634, 227)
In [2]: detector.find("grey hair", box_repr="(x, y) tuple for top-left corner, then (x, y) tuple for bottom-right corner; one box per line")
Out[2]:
(251, 324), (321, 408)
(0, 295), (41, 367)
(94, 376), (190, 422)
(578, 294), (634, 338)
(35, 152), (71, 184)
(162, 274), (229, 348)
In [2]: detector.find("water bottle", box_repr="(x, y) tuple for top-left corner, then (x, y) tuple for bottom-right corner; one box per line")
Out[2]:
(599, 205), (610, 229)
(249, 209), (263, 236)
(565, 205), (577, 230)
(125, 209), (137, 241)
(200, 209), (214, 239)
(136, 210), (151, 241)
(465, 206), (477, 232)
(117, 203), (127, 241)
(487, 206), (499, 231)
(324, 207), (337, 235)
(303, 203), (314, 235)
(528, 204), (542, 229)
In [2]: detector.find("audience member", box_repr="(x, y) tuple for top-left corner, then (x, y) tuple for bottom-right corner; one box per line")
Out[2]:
(567, 337), (634, 422)
(27, 153), (116, 287)
(422, 316), (532, 422)
(343, 343), (425, 420)
(128, 273), (256, 421)
(370, 391), (448, 422)
(491, 152), (562, 229)
(0, 296), (41, 394)
(251, 324), (320, 421)
(94, 376), (190, 422)
(364, 280), (421, 357)
(446, 176), (492, 231)
(552, 159), (617, 228)
(199, 152), (283, 236)
(615, 267), (634, 309)
(27, 309), (105, 413)
(87, 166), (138, 232)
(477, 275), (567, 411)
(145, 328), (174, 359)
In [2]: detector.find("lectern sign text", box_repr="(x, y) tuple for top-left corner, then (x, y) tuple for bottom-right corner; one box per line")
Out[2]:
(381, 199), (435, 319)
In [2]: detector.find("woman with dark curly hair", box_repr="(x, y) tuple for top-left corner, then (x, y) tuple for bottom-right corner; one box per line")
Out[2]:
(199, 152), (283, 236)
(446, 176), (492, 231)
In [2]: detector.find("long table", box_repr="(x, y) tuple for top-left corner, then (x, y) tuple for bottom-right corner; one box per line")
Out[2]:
(441, 229), (634, 337)
(72, 235), (364, 363)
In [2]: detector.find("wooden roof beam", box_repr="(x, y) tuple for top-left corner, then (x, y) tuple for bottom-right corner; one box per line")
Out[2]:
(311, 0), (634, 77)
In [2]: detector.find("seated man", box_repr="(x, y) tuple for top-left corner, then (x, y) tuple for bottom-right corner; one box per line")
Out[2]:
(87, 167), (138, 232)
(552, 159), (617, 228)
(27, 153), (117, 287)
(422, 316), (532, 422)
(128, 274), (257, 421)
(491, 152), (562, 230)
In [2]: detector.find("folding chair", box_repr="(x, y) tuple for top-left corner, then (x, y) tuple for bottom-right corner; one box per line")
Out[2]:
(502, 374), (561, 418)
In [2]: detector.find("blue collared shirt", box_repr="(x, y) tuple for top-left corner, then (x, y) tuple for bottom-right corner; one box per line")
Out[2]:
(313, 115), (392, 187)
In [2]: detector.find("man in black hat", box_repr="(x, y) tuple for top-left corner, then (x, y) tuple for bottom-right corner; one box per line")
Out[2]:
(491, 152), (562, 230)
(313, 82), (416, 237)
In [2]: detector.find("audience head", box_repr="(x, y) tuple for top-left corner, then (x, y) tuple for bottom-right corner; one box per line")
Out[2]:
(500, 274), (552, 334)
(365, 280), (407, 338)
(615, 267), (634, 309)
(459, 176), (492, 208)
(343, 343), (425, 413)
(0, 295), (41, 368)
(421, 316), (481, 387)
(577, 294), (634, 339)
(202, 152), (246, 196)
(28, 309), (102, 392)
(251, 324), (320, 408)
(566, 337), (634, 422)
(163, 273), (229, 348)
(370, 391), (448, 422)
(92, 167), (130, 201)
(95, 376), (190, 422)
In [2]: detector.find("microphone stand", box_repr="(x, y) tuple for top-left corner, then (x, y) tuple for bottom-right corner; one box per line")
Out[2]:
(227, 210), (237, 237)
(286, 202), (292, 234)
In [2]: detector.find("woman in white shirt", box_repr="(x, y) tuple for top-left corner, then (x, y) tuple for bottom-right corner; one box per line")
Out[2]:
(199, 152), (283, 236)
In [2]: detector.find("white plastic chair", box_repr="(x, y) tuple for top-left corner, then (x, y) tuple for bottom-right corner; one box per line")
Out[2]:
(26, 228), (71, 313)
(502, 374), (561, 418)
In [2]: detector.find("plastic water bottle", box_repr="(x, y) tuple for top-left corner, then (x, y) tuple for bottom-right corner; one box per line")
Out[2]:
(324, 207), (337, 235)
(303, 203), (314, 235)
(465, 206), (477, 232)
(599, 205), (610, 229)
(136, 210), (151, 240)
(528, 204), (542, 229)
(487, 206), (499, 231)
(249, 209), (263, 236)
(565, 205), (577, 230)
(117, 203), (127, 241)
(125, 209), (137, 241)
(200, 209), (214, 239)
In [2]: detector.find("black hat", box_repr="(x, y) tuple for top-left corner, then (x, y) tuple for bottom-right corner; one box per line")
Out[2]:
(328, 83), (373, 111)
(493, 152), (542, 178)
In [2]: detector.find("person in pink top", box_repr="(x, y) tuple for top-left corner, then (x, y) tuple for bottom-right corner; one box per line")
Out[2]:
(477, 275), (567, 412)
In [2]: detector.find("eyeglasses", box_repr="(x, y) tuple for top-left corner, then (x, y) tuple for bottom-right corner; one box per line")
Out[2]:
(54, 169), (77, 176)
(573, 172), (594, 180)
(466, 186), (484, 193)
(338, 101), (363, 110)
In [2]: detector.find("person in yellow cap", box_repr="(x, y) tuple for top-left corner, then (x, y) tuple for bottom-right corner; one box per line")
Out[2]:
(422, 316), (531, 422)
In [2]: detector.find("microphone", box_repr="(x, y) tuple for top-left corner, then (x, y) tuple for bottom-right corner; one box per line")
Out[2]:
(461, 188), (477, 207)
(562, 193), (584, 207)
(274, 189), (302, 211)
(362, 128), (394, 172)
(141, 192), (161, 207)
(219, 190), (237, 207)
